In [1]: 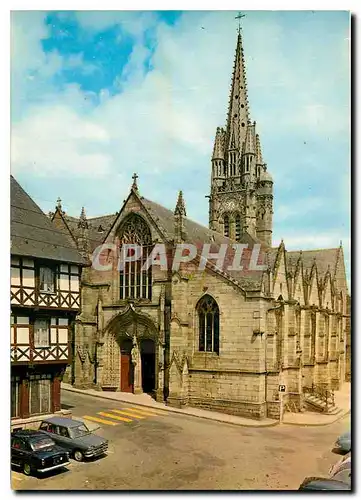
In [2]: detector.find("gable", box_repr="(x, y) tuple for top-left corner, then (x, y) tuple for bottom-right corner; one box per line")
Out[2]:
(105, 191), (170, 245)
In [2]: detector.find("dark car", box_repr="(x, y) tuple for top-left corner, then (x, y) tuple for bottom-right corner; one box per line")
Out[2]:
(299, 477), (351, 491)
(38, 417), (108, 462)
(334, 430), (351, 454)
(11, 430), (70, 476)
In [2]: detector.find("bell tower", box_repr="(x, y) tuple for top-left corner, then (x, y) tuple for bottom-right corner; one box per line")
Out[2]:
(208, 20), (273, 247)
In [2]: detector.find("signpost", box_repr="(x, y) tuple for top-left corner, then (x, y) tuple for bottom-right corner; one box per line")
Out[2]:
(279, 385), (286, 423)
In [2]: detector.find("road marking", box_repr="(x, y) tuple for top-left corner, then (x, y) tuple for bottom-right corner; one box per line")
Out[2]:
(110, 409), (146, 419)
(11, 473), (23, 482)
(124, 407), (164, 416)
(98, 411), (132, 423)
(82, 415), (118, 426)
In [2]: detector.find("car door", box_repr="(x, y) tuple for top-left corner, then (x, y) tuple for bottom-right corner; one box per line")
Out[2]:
(11, 437), (29, 468)
(11, 437), (22, 466)
(42, 423), (62, 446)
(53, 425), (74, 451)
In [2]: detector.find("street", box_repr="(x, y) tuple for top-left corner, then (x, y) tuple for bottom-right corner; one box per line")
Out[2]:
(12, 390), (350, 491)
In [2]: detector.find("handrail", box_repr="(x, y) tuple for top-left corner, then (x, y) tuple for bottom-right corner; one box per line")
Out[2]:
(303, 384), (335, 410)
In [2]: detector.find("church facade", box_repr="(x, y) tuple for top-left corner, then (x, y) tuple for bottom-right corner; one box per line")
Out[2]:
(51, 32), (350, 420)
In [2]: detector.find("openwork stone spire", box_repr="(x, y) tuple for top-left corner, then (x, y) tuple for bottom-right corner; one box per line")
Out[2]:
(226, 31), (250, 152)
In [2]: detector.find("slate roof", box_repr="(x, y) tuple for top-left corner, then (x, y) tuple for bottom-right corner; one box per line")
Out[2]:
(288, 248), (339, 277)
(11, 176), (86, 265)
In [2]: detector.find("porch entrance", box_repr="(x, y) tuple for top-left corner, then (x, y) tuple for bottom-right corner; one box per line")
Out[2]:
(120, 338), (134, 393)
(140, 339), (156, 394)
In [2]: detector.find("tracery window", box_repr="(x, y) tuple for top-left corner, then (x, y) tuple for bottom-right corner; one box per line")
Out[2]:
(118, 214), (152, 300)
(224, 214), (230, 237)
(197, 295), (220, 354)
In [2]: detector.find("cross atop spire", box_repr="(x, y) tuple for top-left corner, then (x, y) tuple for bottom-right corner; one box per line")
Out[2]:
(235, 12), (245, 34)
(131, 172), (139, 192)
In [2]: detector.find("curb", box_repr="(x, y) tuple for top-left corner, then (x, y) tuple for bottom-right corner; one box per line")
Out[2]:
(61, 385), (279, 429)
(283, 409), (351, 427)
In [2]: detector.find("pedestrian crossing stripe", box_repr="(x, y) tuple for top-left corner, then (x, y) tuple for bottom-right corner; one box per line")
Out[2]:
(98, 411), (132, 423)
(11, 473), (23, 482)
(82, 415), (118, 426)
(123, 407), (164, 416)
(110, 409), (146, 419)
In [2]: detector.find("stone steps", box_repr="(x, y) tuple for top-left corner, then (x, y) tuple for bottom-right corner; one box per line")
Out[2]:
(304, 393), (341, 415)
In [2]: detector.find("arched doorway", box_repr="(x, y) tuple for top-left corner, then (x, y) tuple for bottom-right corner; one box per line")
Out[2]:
(140, 339), (156, 394)
(120, 338), (134, 393)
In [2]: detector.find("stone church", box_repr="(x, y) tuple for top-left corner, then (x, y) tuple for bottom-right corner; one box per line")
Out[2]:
(51, 31), (350, 419)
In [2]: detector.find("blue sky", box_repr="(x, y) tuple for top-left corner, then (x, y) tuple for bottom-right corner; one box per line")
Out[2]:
(11, 10), (350, 280)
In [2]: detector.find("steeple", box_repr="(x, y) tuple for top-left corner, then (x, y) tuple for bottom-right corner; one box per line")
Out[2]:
(225, 31), (250, 153)
(208, 22), (274, 247)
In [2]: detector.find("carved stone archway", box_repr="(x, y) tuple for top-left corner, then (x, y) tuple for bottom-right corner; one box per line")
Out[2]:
(99, 305), (164, 399)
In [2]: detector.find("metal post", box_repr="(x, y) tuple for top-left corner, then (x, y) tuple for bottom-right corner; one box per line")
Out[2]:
(279, 392), (284, 424)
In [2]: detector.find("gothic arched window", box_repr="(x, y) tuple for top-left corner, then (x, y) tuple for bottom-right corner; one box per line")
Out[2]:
(224, 214), (230, 237)
(235, 214), (241, 241)
(118, 214), (152, 300)
(197, 295), (220, 354)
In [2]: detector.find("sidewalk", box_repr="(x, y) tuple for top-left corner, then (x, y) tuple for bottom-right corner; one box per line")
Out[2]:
(61, 382), (351, 428)
(61, 383), (278, 428)
(283, 382), (351, 426)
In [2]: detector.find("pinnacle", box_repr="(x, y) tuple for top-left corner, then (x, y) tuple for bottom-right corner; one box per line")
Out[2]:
(174, 190), (186, 217)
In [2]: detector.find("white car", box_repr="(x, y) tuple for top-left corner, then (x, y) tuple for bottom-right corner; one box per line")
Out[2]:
(329, 452), (351, 487)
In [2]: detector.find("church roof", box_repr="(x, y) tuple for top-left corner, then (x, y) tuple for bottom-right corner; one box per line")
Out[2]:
(11, 176), (85, 265)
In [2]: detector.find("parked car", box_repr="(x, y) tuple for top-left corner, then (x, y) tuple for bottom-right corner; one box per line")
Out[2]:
(11, 430), (70, 476)
(329, 451), (351, 477)
(38, 417), (108, 462)
(329, 452), (351, 487)
(334, 430), (351, 454)
(298, 477), (350, 491)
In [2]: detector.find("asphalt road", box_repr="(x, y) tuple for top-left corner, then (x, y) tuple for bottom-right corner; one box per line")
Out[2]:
(12, 390), (350, 491)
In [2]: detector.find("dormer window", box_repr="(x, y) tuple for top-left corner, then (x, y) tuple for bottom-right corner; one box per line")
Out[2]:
(39, 266), (56, 293)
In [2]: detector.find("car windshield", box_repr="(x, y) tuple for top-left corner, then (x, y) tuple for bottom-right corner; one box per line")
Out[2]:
(30, 437), (55, 451)
(69, 424), (90, 438)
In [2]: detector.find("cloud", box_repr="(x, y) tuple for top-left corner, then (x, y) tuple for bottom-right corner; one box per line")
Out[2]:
(11, 105), (111, 177)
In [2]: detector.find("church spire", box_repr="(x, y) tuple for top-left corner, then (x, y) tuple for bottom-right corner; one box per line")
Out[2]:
(226, 31), (250, 153)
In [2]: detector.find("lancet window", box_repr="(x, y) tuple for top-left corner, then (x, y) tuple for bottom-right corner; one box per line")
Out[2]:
(197, 295), (220, 354)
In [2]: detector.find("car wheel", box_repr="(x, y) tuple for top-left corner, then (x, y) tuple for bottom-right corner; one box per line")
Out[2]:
(74, 450), (84, 462)
(23, 463), (32, 476)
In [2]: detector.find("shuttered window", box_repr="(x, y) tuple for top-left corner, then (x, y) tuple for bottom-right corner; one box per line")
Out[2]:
(29, 375), (51, 415)
(34, 318), (50, 347)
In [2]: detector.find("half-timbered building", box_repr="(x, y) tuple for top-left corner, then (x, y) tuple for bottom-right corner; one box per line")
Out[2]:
(10, 176), (85, 428)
